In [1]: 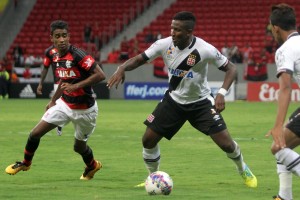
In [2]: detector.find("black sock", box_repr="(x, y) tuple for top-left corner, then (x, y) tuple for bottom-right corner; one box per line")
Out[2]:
(23, 134), (40, 166)
(81, 146), (95, 168)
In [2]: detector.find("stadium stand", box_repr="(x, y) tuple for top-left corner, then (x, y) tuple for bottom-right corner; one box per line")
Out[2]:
(3, 0), (300, 66)
(107, 0), (300, 63)
(5, 0), (153, 62)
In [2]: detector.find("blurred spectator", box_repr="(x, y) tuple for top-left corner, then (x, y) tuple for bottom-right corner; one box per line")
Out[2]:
(24, 54), (35, 68)
(145, 30), (155, 43)
(10, 69), (19, 83)
(83, 23), (92, 43)
(244, 49), (268, 81)
(297, 25), (300, 34)
(221, 43), (230, 58)
(0, 56), (13, 75)
(32, 55), (43, 68)
(93, 22), (102, 50)
(0, 64), (9, 99)
(119, 36), (129, 61)
(12, 44), (24, 67)
(241, 43), (253, 64)
(22, 66), (32, 79)
(107, 48), (119, 63)
(229, 43), (243, 63)
(155, 31), (163, 40)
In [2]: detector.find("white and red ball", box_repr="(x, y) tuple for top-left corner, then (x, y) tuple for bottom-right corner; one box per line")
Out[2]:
(145, 171), (173, 195)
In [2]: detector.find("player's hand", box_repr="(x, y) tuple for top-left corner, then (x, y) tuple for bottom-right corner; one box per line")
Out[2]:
(37, 84), (43, 95)
(215, 94), (225, 113)
(61, 82), (79, 93)
(107, 67), (125, 89)
(265, 127), (286, 149)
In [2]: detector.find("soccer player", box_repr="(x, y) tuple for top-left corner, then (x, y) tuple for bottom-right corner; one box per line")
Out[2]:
(37, 46), (63, 135)
(5, 20), (106, 180)
(107, 11), (257, 188)
(266, 4), (300, 200)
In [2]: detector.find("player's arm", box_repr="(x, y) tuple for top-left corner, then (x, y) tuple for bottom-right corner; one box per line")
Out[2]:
(37, 66), (49, 95)
(215, 61), (237, 112)
(107, 54), (147, 89)
(60, 64), (106, 93)
(46, 80), (63, 110)
(268, 72), (292, 149)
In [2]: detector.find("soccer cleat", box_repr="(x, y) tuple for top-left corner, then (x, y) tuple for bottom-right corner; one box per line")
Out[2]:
(5, 161), (30, 175)
(240, 165), (257, 188)
(273, 195), (285, 200)
(56, 126), (62, 136)
(80, 160), (102, 180)
(134, 182), (145, 188)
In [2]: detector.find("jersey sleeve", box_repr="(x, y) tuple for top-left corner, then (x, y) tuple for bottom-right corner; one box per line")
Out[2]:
(209, 45), (228, 68)
(73, 46), (96, 71)
(275, 49), (294, 78)
(144, 38), (168, 63)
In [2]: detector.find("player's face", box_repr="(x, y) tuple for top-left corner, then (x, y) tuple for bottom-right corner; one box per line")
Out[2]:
(51, 29), (70, 55)
(270, 24), (284, 45)
(171, 20), (192, 50)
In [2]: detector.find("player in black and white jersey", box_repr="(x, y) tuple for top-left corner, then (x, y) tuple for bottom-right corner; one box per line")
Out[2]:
(266, 4), (300, 200)
(108, 11), (257, 188)
(5, 20), (106, 180)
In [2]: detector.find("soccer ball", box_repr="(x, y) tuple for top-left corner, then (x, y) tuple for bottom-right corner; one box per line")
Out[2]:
(145, 171), (173, 195)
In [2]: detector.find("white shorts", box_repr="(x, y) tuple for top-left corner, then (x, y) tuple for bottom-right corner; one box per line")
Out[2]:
(42, 98), (98, 141)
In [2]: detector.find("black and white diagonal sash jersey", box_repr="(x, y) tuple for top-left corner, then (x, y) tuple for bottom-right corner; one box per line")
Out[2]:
(168, 48), (201, 91)
(143, 36), (228, 104)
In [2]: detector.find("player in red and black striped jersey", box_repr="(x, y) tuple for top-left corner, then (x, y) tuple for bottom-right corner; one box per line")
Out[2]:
(6, 20), (106, 180)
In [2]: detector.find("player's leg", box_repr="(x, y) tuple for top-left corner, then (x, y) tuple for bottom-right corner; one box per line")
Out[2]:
(142, 127), (163, 173)
(142, 95), (185, 174)
(72, 105), (101, 180)
(272, 128), (300, 200)
(210, 130), (257, 188)
(74, 139), (102, 180)
(53, 83), (63, 135)
(5, 120), (57, 175)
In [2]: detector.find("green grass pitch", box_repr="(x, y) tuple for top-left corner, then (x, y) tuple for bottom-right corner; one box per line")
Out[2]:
(0, 99), (299, 200)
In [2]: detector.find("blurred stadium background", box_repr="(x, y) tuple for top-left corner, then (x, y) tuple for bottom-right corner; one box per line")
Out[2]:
(0, 0), (299, 100)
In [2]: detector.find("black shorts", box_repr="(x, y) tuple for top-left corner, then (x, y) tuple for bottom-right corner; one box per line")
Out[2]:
(144, 92), (227, 140)
(286, 107), (300, 137)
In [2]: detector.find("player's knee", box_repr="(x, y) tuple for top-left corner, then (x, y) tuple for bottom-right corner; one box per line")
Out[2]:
(270, 144), (279, 155)
(142, 138), (156, 149)
(221, 141), (235, 153)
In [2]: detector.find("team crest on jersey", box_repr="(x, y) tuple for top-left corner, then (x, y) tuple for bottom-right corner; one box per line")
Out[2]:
(50, 48), (58, 55)
(187, 54), (196, 66)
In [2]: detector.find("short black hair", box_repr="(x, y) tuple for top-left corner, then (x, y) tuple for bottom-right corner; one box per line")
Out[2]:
(50, 20), (69, 35)
(270, 3), (296, 31)
(173, 11), (196, 30)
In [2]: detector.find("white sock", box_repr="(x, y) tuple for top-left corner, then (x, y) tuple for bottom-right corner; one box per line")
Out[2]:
(277, 163), (293, 200)
(143, 145), (160, 174)
(226, 141), (246, 173)
(275, 148), (300, 176)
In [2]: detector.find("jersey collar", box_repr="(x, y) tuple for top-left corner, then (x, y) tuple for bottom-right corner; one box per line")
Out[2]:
(287, 31), (299, 40)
